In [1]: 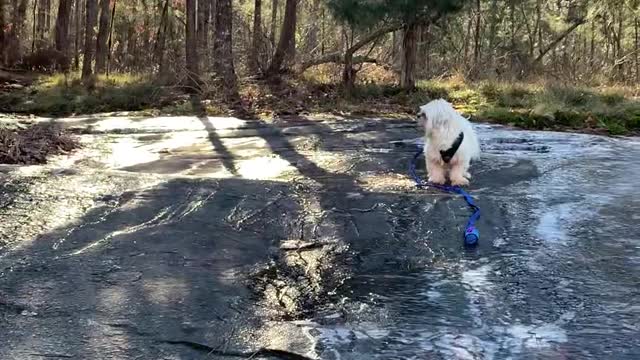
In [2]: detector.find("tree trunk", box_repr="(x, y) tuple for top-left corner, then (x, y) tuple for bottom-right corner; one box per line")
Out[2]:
(462, 6), (472, 67)
(589, 18), (595, 70)
(250, 0), (262, 73)
(7, 0), (27, 64)
(267, 0), (296, 74)
(36, 0), (46, 41)
(400, 22), (418, 90)
(635, 18), (639, 83)
(45, 0), (51, 34)
(94, 0), (111, 74)
(74, 0), (83, 70)
(298, 53), (377, 73)
(139, 0), (150, 69)
(82, 0), (98, 81)
(473, 0), (481, 67)
(534, 0), (541, 55)
(531, 19), (586, 69)
(391, 30), (397, 63)
(154, 0), (169, 71)
(114, 29), (124, 68)
(339, 22), (404, 91)
(614, 9), (624, 81)
(304, 0), (320, 58)
(485, 0), (501, 71)
(208, 0), (216, 61)
(285, 1), (296, 62)
(0, 0), (5, 65)
(320, 5), (325, 54)
(509, 0), (516, 72)
(54, 0), (73, 72)
(125, 23), (136, 69)
(424, 26), (431, 76)
(106, 0), (116, 75)
(197, 0), (211, 70)
(31, 0), (37, 52)
(270, 0), (278, 47)
(36, 0), (50, 42)
(185, 0), (199, 91)
(213, 0), (238, 98)
(342, 53), (355, 92)
(161, 0), (175, 75)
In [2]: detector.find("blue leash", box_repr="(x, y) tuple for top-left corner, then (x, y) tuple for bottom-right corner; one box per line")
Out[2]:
(409, 145), (480, 246)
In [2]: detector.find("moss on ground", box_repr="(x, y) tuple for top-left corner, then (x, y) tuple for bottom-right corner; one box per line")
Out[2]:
(0, 73), (173, 116)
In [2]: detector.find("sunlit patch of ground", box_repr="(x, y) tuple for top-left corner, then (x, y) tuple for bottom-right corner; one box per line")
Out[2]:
(358, 173), (415, 192)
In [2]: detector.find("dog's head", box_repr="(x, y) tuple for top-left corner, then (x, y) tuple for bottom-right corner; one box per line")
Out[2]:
(417, 99), (454, 135)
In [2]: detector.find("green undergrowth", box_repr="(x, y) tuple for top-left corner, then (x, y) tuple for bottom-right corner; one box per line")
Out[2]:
(414, 80), (640, 135)
(0, 73), (174, 116)
(1, 71), (638, 135)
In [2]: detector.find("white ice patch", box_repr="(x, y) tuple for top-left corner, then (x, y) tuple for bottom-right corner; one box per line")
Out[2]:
(461, 264), (493, 329)
(425, 290), (442, 301)
(89, 115), (248, 133)
(461, 265), (492, 290)
(536, 205), (570, 245)
(501, 323), (568, 350)
(236, 156), (296, 179)
(434, 333), (498, 360)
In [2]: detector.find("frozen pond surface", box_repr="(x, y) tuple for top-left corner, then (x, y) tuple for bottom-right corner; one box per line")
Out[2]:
(0, 116), (638, 359)
(300, 125), (640, 359)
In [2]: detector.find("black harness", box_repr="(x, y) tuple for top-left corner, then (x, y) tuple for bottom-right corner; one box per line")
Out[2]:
(440, 132), (464, 163)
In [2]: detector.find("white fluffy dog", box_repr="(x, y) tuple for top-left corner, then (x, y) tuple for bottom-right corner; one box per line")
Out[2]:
(417, 99), (480, 186)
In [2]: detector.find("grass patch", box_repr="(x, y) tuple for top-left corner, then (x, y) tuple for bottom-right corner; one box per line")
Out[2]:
(1, 68), (639, 135)
(415, 79), (640, 135)
(1, 73), (175, 116)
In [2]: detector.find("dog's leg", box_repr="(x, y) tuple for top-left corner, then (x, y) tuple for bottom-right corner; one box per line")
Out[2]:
(450, 160), (470, 186)
(426, 158), (446, 184)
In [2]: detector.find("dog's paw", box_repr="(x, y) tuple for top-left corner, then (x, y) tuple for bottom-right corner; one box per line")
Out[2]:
(428, 175), (446, 184)
(451, 176), (470, 186)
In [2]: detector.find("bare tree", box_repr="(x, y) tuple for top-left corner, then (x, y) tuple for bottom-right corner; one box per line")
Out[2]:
(0, 0), (5, 64)
(95, 0), (111, 73)
(197, 0), (211, 70)
(8, 0), (28, 64)
(267, 0), (297, 74)
(213, 0), (238, 97)
(31, 0), (37, 52)
(303, 0), (321, 58)
(185, 0), (199, 91)
(529, 18), (586, 70)
(36, 0), (46, 41)
(250, 0), (262, 73)
(400, 22), (419, 90)
(46, 0), (51, 34)
(270, 0), (278, 46)
(74, 0), (83, 70)
(82, 0), (98, 81)
(153, 0), (170, 71)
(106, 0), (116, 74)
(633, 17), (640, 83)
(473, 0), (481, 67)
(54, 0), (73, 72)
